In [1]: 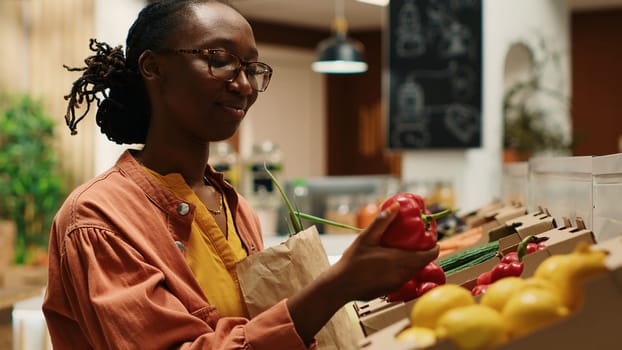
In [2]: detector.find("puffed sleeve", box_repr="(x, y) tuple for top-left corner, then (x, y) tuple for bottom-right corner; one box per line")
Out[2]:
(56, 227), (310, 350)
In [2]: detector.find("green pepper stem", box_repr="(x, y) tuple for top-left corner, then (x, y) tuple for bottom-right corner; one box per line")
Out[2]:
(516, 235), (536, 262)
(422, 209), (451, 226)
(294, 211), (364, 232)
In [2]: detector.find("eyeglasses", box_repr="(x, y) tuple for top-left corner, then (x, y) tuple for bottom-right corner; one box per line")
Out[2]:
(159, 48), (273, 92)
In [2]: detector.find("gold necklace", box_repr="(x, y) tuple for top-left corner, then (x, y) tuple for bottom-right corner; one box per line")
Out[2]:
(203, 176), (223, 215)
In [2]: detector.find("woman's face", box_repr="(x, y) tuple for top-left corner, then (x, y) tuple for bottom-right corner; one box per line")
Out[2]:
(147, 2), (261, 143)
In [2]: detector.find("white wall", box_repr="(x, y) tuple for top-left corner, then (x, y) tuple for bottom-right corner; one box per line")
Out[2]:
(239, 44), (326, 181)
(401, 0), (571, 213)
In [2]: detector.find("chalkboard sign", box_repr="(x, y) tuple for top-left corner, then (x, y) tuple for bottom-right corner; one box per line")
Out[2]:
(387, 0), (482, 149)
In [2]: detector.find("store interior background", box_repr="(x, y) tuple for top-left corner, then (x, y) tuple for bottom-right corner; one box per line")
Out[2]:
(0, 0), (621, 349)
(2, 0), (620, 217)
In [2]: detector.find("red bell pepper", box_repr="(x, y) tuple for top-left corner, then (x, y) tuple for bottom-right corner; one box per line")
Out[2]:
(378, 192), (449, 250)
(379, 193), (448, 302)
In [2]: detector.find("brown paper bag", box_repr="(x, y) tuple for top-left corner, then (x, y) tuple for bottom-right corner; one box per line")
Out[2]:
(236, 226), (357, 350)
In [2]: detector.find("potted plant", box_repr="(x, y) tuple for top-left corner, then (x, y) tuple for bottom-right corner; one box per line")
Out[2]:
(502, 39), (572, 162)
(0, 94), (66, 265)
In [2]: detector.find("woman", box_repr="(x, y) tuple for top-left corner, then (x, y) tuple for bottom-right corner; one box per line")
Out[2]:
(43, 1), (439, 349)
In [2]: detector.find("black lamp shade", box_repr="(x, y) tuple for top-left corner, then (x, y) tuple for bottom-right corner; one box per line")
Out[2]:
(311, 34), (368, 74)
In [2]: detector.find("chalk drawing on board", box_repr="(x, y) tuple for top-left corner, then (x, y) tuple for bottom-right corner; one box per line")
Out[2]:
(395, 0), (426, 58)
(443, 104), (480, 143)
(395, 75), (425, 121)
(391, 121), (431, 148)
(388, 0), (482, 149)
(448, 62), (476, 102)
(396, 62), (476, 104)
(425, 0), (477, 60)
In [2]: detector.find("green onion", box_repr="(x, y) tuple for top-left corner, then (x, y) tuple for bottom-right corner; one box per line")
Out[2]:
(264, 162), (365, 235)
(294, 211), (364, 232)
(264, 163), (303, 235)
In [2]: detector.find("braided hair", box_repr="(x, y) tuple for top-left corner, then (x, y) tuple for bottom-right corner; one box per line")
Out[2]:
(64, 0), (229, 144)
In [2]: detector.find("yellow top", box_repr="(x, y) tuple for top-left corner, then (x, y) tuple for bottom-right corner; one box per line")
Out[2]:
(144, 168), (248, 317)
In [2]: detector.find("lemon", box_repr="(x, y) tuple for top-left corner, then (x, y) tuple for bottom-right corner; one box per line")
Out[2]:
(533, 254), (574, 281)
(395, 326), (437, 348)
(436, 304), (507, 350)
(410, 284), (475, 329)
(480, 277), (525, 312)
(534, 244), (607, 310)
(502, 288), (570, 339)
(520, 276), (558, 292)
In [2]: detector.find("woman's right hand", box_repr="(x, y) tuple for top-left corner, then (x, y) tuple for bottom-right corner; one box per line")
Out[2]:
(286, 202), (439, 344)
(331, 202), (440, 302)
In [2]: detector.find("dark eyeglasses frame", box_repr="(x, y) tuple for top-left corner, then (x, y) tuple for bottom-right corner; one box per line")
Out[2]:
(158, 48), (273, 92)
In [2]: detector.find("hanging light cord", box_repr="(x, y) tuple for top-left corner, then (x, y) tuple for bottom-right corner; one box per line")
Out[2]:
(333, 0), (348, 35)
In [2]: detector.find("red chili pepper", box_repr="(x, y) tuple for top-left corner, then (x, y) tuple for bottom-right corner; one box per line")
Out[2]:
(490, 261), (524, 282)
(415, 281), (439, 297)
(379, 192), (449, 250)
(525, 242), (540, 254)
(476, 270), (492, 285)
(386, 278), (418, 302)
(500, 251), (519, 264)
(415, 261), (446, 285)
(489, 237), (530, 282)
(471, 284), (489, 296)
(387, 262), (446, 302)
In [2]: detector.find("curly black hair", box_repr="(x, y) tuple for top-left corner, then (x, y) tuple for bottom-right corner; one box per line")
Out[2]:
(63, 0), (230, 144)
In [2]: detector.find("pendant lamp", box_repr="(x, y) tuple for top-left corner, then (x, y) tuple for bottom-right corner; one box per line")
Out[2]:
(311, 0), (368, 74)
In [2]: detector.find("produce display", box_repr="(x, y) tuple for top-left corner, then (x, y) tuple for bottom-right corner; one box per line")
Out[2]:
(470, 235), (546, 296)
(394, 242), (609, 350)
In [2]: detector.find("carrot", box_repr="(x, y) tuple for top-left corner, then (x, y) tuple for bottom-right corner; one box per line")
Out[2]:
(438, 226), (483, 251)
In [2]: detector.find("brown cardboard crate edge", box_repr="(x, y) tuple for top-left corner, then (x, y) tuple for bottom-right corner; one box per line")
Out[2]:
(356, 298), (417, 337)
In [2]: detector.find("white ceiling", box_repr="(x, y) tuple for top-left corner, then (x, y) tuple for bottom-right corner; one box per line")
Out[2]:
(230, 0), (622, 31)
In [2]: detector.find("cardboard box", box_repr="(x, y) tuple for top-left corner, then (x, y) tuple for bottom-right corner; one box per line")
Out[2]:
(358, 236), (622, 350)
(489, 211), (555, 249)
(461, 200), (505, 228)
(447, 206), (533, 258)
(354, 298), (417, 336)
(479, 205), (527, 239)
(443, 211), (555, 287)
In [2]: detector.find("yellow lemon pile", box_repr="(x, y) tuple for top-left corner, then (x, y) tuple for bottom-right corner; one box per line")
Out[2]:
(395, 242), (608, 350)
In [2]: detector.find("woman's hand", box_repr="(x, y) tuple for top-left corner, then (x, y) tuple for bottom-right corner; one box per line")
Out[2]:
(332, 202), (440, 302)
(287, 202), (439, 344)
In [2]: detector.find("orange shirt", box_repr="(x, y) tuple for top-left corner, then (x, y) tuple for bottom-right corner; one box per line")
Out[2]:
(44, 151), (309, 350)
(144, 168), (248, 317)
